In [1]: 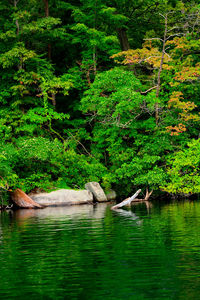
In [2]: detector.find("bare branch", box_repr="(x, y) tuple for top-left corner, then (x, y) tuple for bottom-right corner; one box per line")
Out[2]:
(166, 33), (184, 41)
(144, 189), (153, 201)
(159, 13), (166, 19)
(68, 131), (93, 158)
(140, 85), (158, 95)
(13, 0), (20, 5)
(167, 26), (180, 32)
(139, 55), (160, 64)
(159, 11), (174, 19)
(164, 51), (171, 59)
(144, 38), (163, 42)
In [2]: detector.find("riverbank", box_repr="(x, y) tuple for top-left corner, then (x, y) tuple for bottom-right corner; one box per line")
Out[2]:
(1, 182), (117, 209)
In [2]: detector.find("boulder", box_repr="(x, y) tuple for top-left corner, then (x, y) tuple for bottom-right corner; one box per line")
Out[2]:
(11, 189), (43, 208)
(85, 182), (107, 202)
(106, 189), (117, 201)
(30, 189), (93, 206)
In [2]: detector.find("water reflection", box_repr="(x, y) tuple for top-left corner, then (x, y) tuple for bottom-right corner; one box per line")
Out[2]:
(0, 225), (2, 243)
(112, 208), (142, 225)
(1, 200), (200, 299)
(13, 203), (109, 221)
(131, 200), (153, 213)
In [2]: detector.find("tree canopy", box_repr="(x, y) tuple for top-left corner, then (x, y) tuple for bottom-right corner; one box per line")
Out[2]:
(0, 0), (200, 199)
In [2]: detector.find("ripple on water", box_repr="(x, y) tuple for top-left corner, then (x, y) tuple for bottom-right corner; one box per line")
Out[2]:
(1, 201), (200, 299)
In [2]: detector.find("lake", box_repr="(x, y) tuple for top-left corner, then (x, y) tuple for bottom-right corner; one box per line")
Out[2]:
(0, 200), (200, 299)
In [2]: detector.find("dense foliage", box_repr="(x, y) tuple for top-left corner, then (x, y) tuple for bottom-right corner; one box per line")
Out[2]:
(0, 0), (200, 199)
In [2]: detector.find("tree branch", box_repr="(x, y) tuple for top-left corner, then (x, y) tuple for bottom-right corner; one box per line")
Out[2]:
(140, 85), (158, 94)
(144, 38), (163, 42)
(166, 33), (184, 40)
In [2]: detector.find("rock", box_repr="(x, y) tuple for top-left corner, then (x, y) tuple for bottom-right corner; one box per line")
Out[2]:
(11, 189), (43, 208)
(106, 189), (117, 201)
(30, 189), (93, 206)
(85, 182), (107, 202)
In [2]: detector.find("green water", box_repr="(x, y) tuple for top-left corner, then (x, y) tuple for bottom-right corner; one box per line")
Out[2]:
(1, 201), (200, 299)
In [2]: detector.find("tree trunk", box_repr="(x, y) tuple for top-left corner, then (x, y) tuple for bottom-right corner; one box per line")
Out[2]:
(117, 28), (130, 51)
(48, 43), (51, 60)
(43, 0), (51, 60)
(13, 0), (19, 35)
(51, 93), (56, 107)
(93, 46), (97, 76)
(14, 0), (22, 70)
(43, 0), (49, 17)
(155, 15), (168, 125)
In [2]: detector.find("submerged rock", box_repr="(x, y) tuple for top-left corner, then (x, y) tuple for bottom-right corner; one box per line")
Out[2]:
(85, 182), (107, 202)
(30, 189), (93, 206)
(11, 189), (43, 208)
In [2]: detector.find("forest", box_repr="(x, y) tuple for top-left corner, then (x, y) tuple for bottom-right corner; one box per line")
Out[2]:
(0, 0), (200, 201)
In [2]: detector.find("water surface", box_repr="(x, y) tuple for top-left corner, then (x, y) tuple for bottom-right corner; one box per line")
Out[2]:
(1, 201), (200, 299)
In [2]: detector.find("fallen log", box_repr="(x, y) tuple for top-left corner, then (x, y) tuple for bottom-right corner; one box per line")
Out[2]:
(11, 189), (43, 208)
(111, 189), (141, 210)
(111, 188), (153, 210)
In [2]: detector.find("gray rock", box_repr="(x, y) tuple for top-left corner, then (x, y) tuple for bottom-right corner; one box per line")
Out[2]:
(106, 189), (117, 201)
(30, 189), (93, 206)
(85, 182), (107, 202)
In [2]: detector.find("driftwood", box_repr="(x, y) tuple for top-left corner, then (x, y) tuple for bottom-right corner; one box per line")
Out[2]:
(111, 188), (153, 210)
(111, 189), (141, 210)
(11, 189), (43, 208)
(134, 188), (153, 201)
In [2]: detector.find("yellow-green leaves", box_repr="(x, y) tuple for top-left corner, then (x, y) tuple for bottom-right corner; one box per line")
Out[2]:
(0, 43), (36, 68)
(161, 139), (200, 194)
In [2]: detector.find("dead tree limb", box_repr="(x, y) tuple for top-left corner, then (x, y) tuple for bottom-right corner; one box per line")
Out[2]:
(111, 188), (153, 210)
(133, 188), (153, 201)
(144, 188), (153, 200)
(111, 189), (141, 210)
(140, 86), (158, 95)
